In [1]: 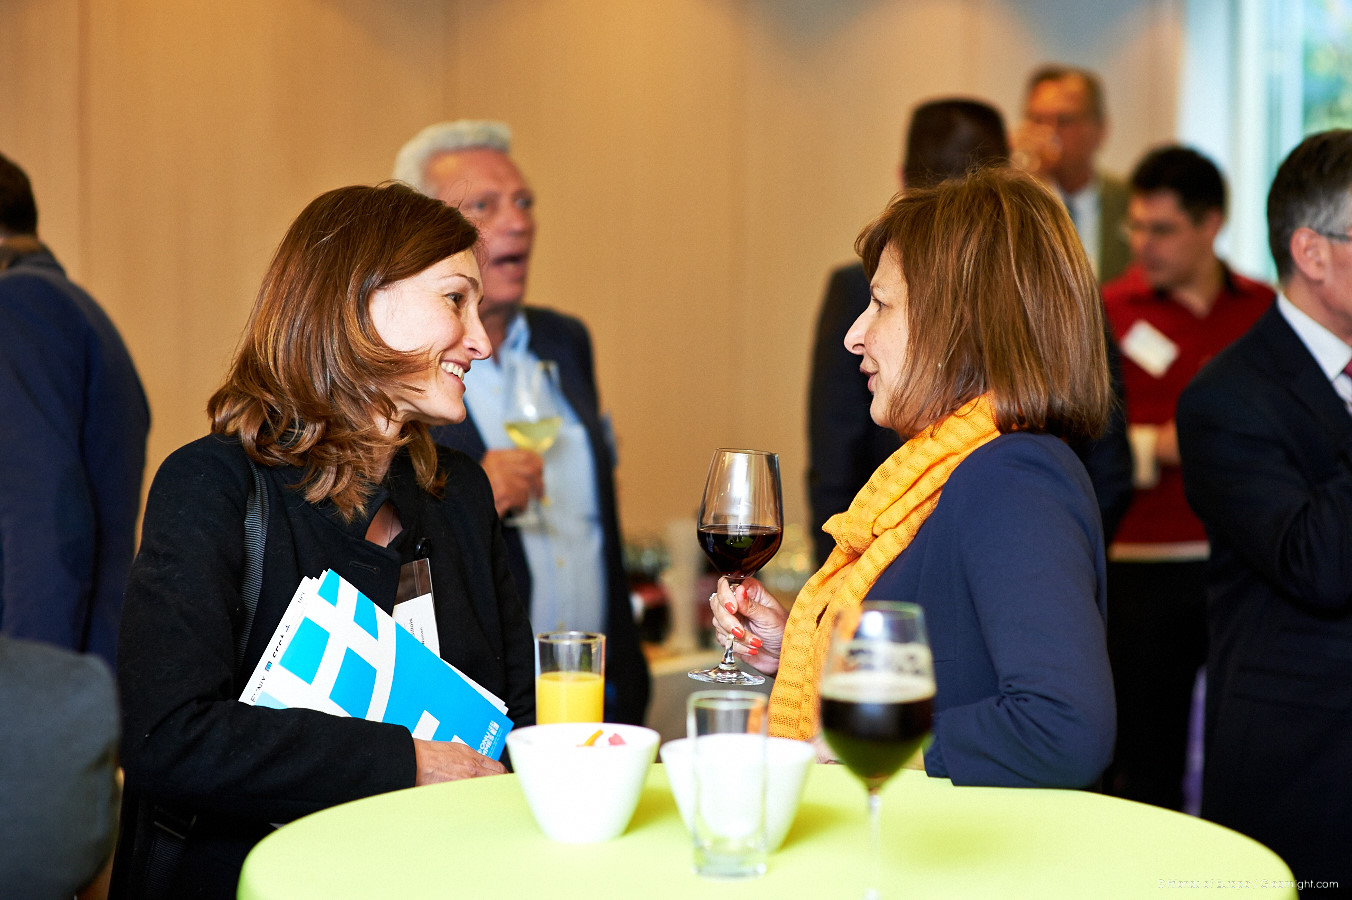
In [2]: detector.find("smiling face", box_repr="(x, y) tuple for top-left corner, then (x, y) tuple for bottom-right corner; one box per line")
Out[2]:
(844, 247), (910, 433)
(424, 148), (535, 320)
(368, 249), (491, 434)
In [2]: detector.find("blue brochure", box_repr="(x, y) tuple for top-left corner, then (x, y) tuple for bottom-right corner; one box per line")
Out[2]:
(240, 569), (512, 759)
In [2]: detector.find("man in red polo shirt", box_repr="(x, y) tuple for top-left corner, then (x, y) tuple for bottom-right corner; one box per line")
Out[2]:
(1100, 145), (1274, 810)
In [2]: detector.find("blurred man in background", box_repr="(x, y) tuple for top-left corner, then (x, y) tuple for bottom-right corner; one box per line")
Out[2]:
(393, 121), (649, 724)
(808, 99), (1130, 566)
(1100, 145), (1272, 811)
(0, 152), (149, 669)
(1018, 64), (1131, 282)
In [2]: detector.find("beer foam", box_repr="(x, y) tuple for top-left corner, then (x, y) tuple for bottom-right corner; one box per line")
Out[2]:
(820, 669), (935, 704)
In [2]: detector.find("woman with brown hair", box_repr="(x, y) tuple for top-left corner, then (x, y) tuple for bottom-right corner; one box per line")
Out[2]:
(113, 183), (534, 897)
(713, 167), (1116, 788)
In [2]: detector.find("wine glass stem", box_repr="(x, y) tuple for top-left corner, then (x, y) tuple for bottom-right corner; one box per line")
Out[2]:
(717, 577), (745, 670)
(866, 788), (882, 900)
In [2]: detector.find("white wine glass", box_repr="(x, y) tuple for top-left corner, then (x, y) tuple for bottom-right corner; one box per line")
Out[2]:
(503, 359), (562, 528)
(820, 601), (935, 900)
(689, 449), (783, 685)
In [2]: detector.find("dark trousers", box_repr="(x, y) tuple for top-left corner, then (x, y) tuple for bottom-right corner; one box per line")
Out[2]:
(1102, 559), (1207, 811)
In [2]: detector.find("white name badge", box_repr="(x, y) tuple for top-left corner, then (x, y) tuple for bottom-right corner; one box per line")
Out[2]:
(392, 557), (439, 656)
(1120, 319), (1180, 379)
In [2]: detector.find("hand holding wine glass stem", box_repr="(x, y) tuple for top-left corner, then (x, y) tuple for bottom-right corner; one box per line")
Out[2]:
(710, 576), (786, 675)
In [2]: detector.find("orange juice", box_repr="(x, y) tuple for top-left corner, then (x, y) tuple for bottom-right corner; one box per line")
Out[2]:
(536, 670), (604, 723)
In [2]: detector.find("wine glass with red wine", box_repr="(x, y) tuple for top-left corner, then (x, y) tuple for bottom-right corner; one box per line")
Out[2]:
(688, 448), (783, 685)
(820, 601), (935, 899)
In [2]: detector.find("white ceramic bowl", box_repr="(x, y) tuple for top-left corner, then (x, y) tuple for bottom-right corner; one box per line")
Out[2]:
(659, 736), (815, 851)
(506, 722), (660, 843)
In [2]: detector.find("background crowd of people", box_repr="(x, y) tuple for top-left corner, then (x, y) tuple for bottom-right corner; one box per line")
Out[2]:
(2, 50), (1350, 896)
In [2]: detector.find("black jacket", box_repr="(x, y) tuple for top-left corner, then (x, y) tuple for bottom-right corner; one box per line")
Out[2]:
(115, 435), (534, 896)
(1178, 304), (1352, 886)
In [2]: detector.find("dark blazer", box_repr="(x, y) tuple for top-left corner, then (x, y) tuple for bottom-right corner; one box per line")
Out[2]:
(807, 264), (900, 565)
(1177, 304), (1352, 885)
(865, 433), (1116, 789)
(808, 262), (1132, 565)
(0, 249), (149, 667)
(432, 306), (650, 725)
(115, 436), (535, 897)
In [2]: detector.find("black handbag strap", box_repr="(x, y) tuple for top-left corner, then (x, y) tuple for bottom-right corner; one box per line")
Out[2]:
(235, 456), (269, 669)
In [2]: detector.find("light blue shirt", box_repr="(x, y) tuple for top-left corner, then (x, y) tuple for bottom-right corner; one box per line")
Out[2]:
(1063, 177), (1103, 279)
(463, 314), (608, 634)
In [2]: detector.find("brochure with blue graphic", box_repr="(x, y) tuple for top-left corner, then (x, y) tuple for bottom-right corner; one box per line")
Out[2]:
(239, 569), (512, 759)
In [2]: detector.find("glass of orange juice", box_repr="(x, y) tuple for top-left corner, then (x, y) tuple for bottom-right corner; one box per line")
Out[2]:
(535, 631), (605, 724)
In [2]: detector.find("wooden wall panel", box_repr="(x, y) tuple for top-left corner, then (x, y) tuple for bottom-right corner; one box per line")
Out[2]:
(450, 0), (748, 535)
(79, 0), (452, 484)
(2, 0), (1184, 551)
(0, 0), (85, 274)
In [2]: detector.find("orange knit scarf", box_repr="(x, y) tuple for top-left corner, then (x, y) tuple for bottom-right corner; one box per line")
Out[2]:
(768, 395), (1002, 739)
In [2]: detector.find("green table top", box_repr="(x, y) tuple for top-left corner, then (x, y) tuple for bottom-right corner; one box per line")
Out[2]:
(238, 765), (1295, 899)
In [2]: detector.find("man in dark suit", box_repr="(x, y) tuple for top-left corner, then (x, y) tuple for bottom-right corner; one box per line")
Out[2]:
(393, 122), (649, 725)
(1177, 129), (1352, 888)
(0, 152), (149, 669)
(808, 99), (1131, 564)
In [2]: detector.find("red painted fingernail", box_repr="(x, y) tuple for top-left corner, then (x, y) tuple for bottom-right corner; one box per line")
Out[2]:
(724, 602), (737, 614)
(748, 647), (759, 656)
(749, 636), (762, 649)
(732, 626), (745, 640)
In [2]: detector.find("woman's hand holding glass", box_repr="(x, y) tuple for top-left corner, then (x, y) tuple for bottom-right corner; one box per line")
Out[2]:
(708, 576), (787, 676)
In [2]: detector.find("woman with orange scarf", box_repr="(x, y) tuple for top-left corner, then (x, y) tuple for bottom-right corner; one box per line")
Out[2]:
(713, 167), (1115, 788)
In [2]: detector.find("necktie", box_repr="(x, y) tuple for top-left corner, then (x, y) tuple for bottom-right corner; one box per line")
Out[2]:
(1340, 358), (1352, 416)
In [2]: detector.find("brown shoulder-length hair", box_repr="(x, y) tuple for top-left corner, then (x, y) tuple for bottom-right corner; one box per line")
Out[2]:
(208, 182), (479, 519)
(855, 166), (1111, 441)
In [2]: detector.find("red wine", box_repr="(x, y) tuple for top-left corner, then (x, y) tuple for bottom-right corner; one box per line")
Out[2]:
(820, 671), (934, 791)
(698, 525), (782, 579)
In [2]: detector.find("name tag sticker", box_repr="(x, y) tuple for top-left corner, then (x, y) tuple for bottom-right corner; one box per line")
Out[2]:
(1120, 319), (1180, 379)
(392, 557), (439, 656)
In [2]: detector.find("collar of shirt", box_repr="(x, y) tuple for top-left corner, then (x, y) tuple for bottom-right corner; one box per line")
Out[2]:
(1276, 293), (1352, 381)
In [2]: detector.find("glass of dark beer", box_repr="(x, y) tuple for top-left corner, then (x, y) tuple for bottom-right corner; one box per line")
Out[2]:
(819, 601), (935, 899)
(689, 449), (783, 685)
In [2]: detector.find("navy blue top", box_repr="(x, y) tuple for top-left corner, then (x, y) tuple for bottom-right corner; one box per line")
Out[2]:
(866, 432), (1115, 788)
(0, 250), (148, 667)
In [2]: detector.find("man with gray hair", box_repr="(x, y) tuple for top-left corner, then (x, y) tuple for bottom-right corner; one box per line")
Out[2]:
(1177, 129), (1352, 887)
(393, 121), (649, 726)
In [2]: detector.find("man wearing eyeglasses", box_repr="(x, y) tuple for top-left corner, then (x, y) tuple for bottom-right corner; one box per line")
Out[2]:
(1098, 145), (1273, 812)
(392, 121), (649, 726)
(1176, 129), (1352, 888)
(1016, 65), (1131, 282)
